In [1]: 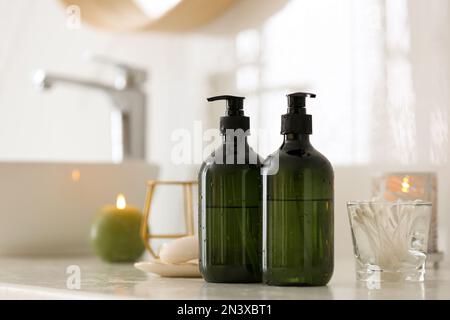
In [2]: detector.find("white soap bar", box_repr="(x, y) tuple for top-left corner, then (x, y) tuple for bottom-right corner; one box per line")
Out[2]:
(135, 260), (201, 278)
(159, 235), (199, 264)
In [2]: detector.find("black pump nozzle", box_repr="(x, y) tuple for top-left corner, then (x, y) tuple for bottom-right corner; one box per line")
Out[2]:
(281, 92), (316, 134)
(207, 95), (249, 133)
(207, 95), (245, 116)
(287, 92), (316, 112)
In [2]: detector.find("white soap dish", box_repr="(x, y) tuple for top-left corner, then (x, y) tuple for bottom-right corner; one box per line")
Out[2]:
(134, 259), (201, 278)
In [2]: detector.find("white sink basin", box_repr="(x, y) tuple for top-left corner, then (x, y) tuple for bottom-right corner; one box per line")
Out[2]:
(0, 162), (158, 255)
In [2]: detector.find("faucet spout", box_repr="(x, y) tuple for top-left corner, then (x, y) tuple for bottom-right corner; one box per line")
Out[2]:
(33, 70), (115, 92)
(32, 61), (147, 162)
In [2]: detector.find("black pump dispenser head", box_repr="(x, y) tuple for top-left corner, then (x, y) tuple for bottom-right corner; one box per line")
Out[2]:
(281, 92), (316, 134)
(207, 95), (249, 134)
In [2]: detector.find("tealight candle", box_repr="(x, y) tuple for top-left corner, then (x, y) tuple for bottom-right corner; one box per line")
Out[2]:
(90, 194), (145, 262)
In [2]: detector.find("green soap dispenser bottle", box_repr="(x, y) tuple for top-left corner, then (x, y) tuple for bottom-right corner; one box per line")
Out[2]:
(262, 92), (334, 286)
(199, 95), (262, 283)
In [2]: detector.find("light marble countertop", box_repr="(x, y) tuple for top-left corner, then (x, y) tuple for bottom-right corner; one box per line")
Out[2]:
(0, 256), (449, 300)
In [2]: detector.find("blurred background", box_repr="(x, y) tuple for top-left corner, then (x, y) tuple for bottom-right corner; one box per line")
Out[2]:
(0, 0), (448, 264)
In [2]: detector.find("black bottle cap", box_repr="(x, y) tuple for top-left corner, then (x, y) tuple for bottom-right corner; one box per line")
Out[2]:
(281, 92), (316, 134)
(207, 95), (249, 134)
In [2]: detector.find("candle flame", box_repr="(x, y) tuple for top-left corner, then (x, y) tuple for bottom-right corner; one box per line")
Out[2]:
(116, 193), (127, 209)
(71, 169), (81, 182)
(401, 176), (410, 193)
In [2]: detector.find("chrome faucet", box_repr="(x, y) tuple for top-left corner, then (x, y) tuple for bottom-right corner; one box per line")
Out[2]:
(33, 54), (147, 162)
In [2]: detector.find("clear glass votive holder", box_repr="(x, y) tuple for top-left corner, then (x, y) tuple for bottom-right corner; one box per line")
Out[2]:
(347, 200), (432, 282)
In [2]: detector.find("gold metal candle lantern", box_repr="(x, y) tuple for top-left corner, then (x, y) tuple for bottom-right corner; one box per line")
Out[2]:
(372, 172), (443, 268)
(140, 180), (197, 258)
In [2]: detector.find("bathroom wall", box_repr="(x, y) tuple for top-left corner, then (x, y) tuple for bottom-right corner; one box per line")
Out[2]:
(0, 0), (449, 262)
(0, 0), (234, 168)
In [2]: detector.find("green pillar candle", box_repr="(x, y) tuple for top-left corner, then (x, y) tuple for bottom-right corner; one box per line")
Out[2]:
(90, 194), (145, 262)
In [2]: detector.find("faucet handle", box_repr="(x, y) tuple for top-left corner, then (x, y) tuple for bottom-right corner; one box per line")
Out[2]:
(83, 52), (147, 88)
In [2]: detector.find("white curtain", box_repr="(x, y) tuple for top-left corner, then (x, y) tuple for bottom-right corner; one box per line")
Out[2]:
(233, 0), (450, 167)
